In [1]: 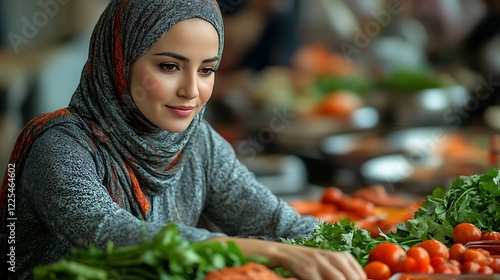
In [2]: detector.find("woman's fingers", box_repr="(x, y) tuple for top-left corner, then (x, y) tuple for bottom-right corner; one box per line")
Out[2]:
(290, 255), (322, 280)
(346, 252), (367, 279)
(270, 244), (366, 280)
(312, 252), (347, 280)
(319, 251), (366, 280)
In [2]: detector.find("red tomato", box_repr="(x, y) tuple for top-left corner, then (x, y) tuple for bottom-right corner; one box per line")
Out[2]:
(477, 248), (491, 258)
(417, 239), (449, 260)
(462, 261), (481, 273)
(449, 243), (466, 263)
(448, 259), (462, 271)
(488, 257), (500, 273)
(434, 262), (461, 274)
(463, 249), (489, 266)
(395, 257), (417, 273)
(406, 246), (431, 271)
(452, 223), (482, 245)
(478, 265), (494, 274)
(368, 242), (407, 272)
(430, 256), (446, 269)
(363, 261), (391, 280)
(482, 231), (500, 241)
(422, 264), (434, 274)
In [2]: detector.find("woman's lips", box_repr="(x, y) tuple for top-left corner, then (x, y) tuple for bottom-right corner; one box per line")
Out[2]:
(166, 106), (194, 117)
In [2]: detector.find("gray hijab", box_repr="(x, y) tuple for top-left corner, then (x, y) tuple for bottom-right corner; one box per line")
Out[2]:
(66, 0), (224, 217)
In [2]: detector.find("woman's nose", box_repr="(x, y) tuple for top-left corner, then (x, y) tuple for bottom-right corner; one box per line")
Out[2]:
(177, 72), (199, 99)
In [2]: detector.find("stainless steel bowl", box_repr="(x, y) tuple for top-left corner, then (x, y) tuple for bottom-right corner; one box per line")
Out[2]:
(368, 85), (470, 126)
(360, 126), (490, 195)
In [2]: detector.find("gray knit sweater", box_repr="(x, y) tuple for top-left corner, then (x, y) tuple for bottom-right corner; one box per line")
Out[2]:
(13, 119), (317, 279)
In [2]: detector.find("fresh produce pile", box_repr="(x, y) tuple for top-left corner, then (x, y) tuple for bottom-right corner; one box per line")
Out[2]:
(34, 169), (500, 279)
(33, 224), (278, 280)
(284, 168), (500, 279)
(364, 223), (500, 279)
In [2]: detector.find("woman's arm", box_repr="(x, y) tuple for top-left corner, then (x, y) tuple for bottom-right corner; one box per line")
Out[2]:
(199, 121), (317, 239)
(210, 236), (366, 280)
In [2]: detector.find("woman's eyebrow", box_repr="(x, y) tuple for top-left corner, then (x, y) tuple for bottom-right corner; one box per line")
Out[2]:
(154, 52), (219, 63)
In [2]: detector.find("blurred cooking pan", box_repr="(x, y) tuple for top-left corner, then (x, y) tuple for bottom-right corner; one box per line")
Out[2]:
(320, 131), (391, 170)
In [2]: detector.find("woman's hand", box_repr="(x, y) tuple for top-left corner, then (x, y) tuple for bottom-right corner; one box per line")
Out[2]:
(210, 237), (367, 280)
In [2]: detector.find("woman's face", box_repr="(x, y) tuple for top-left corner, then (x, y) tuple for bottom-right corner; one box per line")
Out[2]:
(129, 18), (219, 132)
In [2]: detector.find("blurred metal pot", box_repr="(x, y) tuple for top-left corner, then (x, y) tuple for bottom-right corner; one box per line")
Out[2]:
(368, 85), (470, 126)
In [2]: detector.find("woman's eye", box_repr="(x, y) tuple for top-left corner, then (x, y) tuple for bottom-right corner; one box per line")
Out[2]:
(158, 63), (178, 72)
(199, 67), (216, 76)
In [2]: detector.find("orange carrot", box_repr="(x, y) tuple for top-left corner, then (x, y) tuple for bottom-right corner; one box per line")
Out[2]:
(204, 263), (293, 280)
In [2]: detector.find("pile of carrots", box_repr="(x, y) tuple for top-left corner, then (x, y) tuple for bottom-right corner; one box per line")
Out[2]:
(205, 263), (294, 280)
(289, 185), (423, 237)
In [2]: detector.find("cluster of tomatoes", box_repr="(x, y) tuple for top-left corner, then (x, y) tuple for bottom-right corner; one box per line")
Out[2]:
(363, 223), (500, 280)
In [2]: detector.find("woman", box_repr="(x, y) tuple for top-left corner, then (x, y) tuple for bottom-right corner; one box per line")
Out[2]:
(0, 0), (365, 279)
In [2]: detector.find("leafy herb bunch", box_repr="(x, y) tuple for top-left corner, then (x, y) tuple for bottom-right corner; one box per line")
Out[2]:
(34, 224), (265, 280)
(387, 168), (500, 247)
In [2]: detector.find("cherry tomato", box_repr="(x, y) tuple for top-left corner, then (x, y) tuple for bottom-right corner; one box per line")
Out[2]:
(449, 243), (466, 262)
(368, 242), (407, 272)
(448, 259), (462, 271)
(430, 256), (446, 269)
(422, 264), (434, 274)
(462, 261), (481, 273)
(363, 261), (391, 280)
(477, 248), (491, 258)
(481, 231), (500, 241)
(396, 257), (417, 273)
(452, 223), (482, 245)
(478, 265), (494, 274)
(434, 262), (461, 274)
(406, 247), (431, 268)
(488, 257), (500, 273)
(463, 249), (489, 266)
(417, 239), (449, 260)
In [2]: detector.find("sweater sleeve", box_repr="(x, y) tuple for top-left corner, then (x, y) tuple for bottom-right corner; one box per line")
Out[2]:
(20, 125), (204, 249)
(199, 121), (318, 239)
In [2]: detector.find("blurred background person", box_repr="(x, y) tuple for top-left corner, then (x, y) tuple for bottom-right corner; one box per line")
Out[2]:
(399, 0), (500, 126)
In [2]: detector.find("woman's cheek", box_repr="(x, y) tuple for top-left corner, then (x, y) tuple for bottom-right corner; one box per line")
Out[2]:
(199, 79), (215, 103)
(131, 71), (164, 102)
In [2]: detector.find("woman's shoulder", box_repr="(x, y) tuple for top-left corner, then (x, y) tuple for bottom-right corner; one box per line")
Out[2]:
(193, 119), (234, 150)
(36, 114), (93, 145)
(24, 113), (98, 161)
